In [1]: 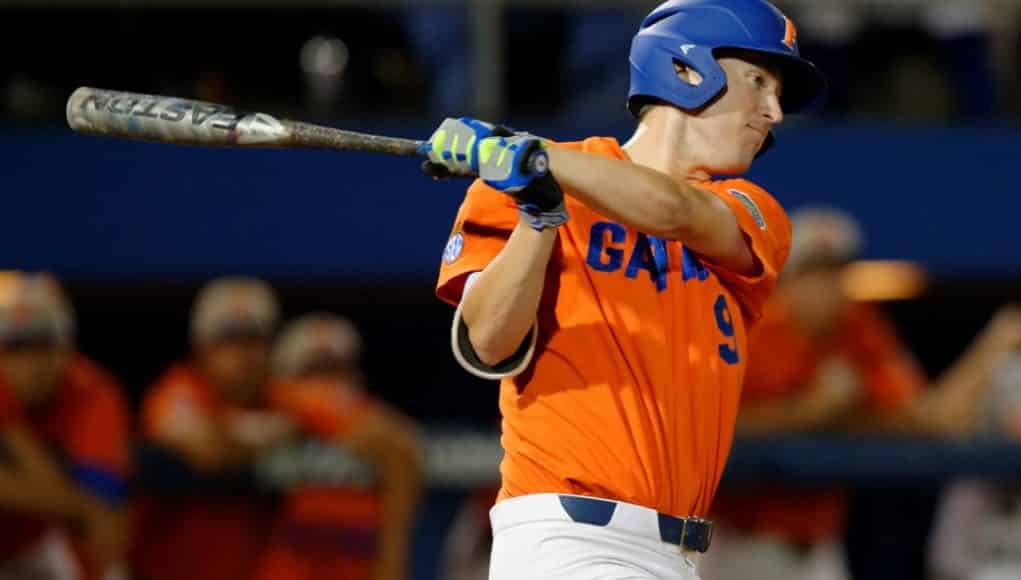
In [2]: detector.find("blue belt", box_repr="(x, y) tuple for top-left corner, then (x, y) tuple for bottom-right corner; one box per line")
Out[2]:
(558, 495), (713, 553)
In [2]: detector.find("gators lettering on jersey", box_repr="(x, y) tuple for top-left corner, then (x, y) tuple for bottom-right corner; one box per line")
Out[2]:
(436, 136), (791, 517)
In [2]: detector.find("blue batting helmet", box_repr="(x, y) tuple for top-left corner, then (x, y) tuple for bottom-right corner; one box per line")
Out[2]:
(628, 0), (827, 151)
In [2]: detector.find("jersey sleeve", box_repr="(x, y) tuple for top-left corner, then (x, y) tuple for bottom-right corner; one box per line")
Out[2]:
(701, 179), (792, 322)
(62, 358), (132, 504)
(269, 378), (378, 441)
(436, 179), (521, 306)
(846, 304), (926, 411)
(65, 387), (131, 474)
(141, 367), (216, 441)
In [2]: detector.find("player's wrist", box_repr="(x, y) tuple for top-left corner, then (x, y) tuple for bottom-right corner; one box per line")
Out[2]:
(518, 202), (568, 232)
(510, 171), (568, 231)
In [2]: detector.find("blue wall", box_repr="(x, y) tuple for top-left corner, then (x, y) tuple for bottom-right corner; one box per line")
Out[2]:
(4, 123), (1018, 279)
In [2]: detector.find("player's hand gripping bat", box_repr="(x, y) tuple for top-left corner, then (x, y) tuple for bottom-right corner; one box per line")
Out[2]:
(65, 86), (547, 176)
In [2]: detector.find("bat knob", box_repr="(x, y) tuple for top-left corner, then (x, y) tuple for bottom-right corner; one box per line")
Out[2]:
(526, 148), (549, 177)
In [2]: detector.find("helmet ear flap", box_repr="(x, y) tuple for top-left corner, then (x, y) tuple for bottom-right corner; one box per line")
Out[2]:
(628, 34), (727, 115)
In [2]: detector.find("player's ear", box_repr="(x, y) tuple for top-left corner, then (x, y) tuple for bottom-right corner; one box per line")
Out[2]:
(674, 60), (704, 87)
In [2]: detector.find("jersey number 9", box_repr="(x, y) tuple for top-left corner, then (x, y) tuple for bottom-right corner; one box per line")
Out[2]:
(714, 295), (739, 364)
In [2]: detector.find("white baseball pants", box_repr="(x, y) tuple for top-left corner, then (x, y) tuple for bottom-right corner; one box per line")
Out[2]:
(488, 494), (702, 580)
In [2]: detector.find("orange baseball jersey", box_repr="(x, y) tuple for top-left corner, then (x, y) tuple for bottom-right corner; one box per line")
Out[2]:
(268, 377), (378, 440)
(436, 136), (791, 517)
(711, 297), (925, 542)
(257, 379), (382, 580)
(0, 355), (130, 567)
(133, 362), (277, 580)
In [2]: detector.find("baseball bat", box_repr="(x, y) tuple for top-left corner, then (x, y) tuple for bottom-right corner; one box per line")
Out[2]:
(65, 87), (550, 176)
(66, 86), (422, 156)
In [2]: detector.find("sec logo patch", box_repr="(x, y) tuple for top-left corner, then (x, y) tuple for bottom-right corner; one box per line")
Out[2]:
(443, 232), (464, 264)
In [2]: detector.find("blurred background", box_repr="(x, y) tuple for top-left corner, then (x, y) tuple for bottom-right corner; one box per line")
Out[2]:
(1, 0), (1020, 579)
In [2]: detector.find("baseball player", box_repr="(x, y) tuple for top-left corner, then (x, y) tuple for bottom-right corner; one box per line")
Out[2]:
(417, 1), (827, 578)
(256, 313), (423, 580)
(0, 272), (131, 580)
(133, 277), (291, 580)
(705, 208), (1021, 580)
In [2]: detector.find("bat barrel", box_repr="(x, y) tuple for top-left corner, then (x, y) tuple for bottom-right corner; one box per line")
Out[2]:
(66, 86), (290, 146)
(66, 86), (425, 156)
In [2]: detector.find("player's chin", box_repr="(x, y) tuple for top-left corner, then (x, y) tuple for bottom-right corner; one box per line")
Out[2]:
(708, 150), (755, 175)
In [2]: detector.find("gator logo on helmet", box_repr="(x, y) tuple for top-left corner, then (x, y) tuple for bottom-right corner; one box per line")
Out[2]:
(782, 16), (798, 50)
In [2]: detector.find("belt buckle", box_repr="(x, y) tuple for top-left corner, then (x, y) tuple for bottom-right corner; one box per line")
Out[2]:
(679, 517), (713, 553)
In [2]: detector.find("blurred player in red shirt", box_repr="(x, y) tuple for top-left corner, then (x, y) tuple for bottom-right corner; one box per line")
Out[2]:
(256, 313), (423, 580)
(132, 277), (293, 580)
(705, 208), (1021, 580)
(0, 271), (131, 580)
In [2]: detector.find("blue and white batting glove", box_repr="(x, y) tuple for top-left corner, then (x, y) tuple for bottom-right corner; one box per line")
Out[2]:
(418, 117), (509, 177)
(478, 135), (568, 231)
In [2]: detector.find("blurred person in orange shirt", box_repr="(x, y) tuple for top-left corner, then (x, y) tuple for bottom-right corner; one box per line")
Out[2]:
(0, 272), (131, 580)
(703, 209), (1021, 580)
(132, 277), (294, 580)
(255, 313), (422, 580)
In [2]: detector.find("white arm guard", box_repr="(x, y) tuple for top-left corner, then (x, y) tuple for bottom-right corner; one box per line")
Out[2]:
(450, 273), (537, 380)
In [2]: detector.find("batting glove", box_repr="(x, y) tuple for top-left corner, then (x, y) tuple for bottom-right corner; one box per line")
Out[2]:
(418, 117), (511, 177)
(477, 135), (568, 232)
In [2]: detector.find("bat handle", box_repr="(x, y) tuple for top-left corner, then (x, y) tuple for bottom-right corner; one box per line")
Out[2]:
(419, 140), (550, 180)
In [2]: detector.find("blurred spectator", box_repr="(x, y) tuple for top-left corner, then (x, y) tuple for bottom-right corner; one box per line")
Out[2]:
(403, 6), (472, 115)
(440, 487), (498, 580)
(0, 272), (130, 580)
(782, 0), (999, 120)
(929, 324), (1021, 580)
(255, 313), (423, 580)
(702, 209), (1021, 580)
(922, 0), (1000, 118)
(131, 277), (289, 580)
(784, 0), (863, 115)
(561, 6), (646, 122)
